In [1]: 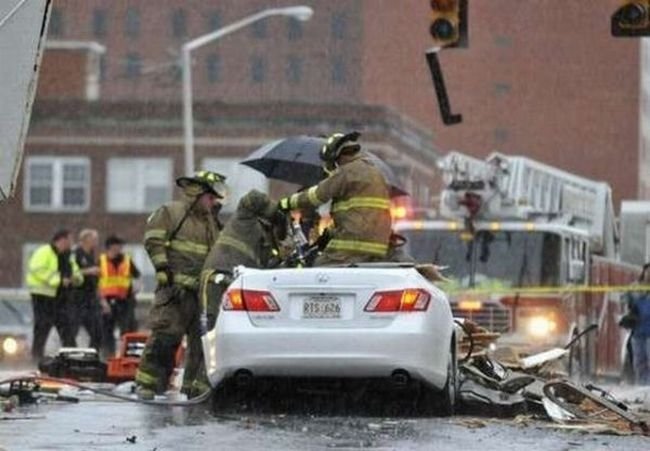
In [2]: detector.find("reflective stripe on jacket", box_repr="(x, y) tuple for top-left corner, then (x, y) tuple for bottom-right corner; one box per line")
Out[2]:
(26, 244), (83, 298)
(99, 253), (132, 299)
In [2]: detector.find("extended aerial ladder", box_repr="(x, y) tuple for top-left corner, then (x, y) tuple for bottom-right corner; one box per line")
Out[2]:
(437, 151), (619, 258)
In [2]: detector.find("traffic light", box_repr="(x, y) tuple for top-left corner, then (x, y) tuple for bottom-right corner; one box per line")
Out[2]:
(612, 1), (650, 37)
(429, 0), (468, 48)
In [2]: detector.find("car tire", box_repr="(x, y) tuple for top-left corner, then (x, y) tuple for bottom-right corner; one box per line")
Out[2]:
(418, 341), (457, 417)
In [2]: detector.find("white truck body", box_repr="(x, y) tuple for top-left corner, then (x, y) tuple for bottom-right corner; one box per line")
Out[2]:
(0, 0), (50, 200)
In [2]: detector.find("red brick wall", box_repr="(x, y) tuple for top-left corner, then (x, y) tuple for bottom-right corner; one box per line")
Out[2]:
(407, 0), (639, 204)
(36, 50), (88, 99)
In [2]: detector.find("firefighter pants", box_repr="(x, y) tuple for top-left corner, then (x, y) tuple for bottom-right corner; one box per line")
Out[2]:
(102, 297), (137, 357)
(135, 285), (207, 395)
(31, 293), (76, 361)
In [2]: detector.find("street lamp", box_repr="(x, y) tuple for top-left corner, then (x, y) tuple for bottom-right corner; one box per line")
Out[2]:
(182, 6), (314, 175)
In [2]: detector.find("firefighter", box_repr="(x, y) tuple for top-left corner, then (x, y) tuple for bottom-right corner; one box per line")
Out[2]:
(135, 170), (226, 400)
(278, 131), (392, 265)
(26, 229), (83, 361)
(98, 235), (141, 357)
(199, 190), (285, 331)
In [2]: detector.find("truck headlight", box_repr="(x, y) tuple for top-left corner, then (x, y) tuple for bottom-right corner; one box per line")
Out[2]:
(526, 316), (557, 338)
(2, 337), (18, 355)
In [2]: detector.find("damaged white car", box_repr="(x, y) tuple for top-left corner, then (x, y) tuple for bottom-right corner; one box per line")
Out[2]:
(202, 263), (458, 415)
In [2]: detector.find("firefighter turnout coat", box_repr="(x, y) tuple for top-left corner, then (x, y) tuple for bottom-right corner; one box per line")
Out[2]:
(286, 152), (392, 264)
(144, 194), (220, 289)
(200, 190), (281, 317)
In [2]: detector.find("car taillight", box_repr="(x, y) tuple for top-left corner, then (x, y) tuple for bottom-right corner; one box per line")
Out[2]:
(223, 289), (280, 312)
(364, 289), (431, 312)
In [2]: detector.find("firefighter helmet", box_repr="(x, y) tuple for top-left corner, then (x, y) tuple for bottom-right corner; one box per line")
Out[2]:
(176, 170), (228, 198)
(319, 131), (361, 164)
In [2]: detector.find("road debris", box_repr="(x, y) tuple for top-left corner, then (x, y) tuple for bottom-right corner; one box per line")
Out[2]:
(454, 320), (650, 436)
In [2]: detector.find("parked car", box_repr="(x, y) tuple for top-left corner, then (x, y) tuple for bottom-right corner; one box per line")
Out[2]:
(203, 263), (458, 415)
(0, 297), (31, 361)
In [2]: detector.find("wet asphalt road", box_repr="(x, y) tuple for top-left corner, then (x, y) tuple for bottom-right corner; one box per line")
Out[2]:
(2, 398), (650, 451)
(2, 364), (650, 451)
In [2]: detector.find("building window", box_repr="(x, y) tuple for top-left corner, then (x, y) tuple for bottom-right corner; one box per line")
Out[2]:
(206, 54), (221, 83)
(24, 157), (90, 212)
(123, 244), (156, 293)
(332, 56), (346, 85)
(92, 9), (107, 38)
(287, 56), (302, 84)
(251, 56), (266, 83)
(251, 20), (267, 39)
(49, 7), (63, 37)
(106, 158), (172, 213)
(201, 158), (268, 214)
(331, 12), (347, 40)
(172, 9), (187, 38)
(207, 11), (221, 31)
(125, 7), (140, 38)
(125, 53), (142, 79)
(494, 82), (511, 96)
(287, 17), (303, 40)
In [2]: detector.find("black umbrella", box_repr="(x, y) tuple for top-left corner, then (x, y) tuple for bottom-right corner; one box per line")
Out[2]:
(241, 136), (409, 197)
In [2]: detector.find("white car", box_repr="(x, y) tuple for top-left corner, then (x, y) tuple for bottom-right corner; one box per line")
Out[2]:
(202, 263), (457, 415)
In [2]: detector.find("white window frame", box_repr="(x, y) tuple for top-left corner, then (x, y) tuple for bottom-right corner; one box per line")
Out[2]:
(201, 157), (269, 214)
(24, 156), (91, 212)
(106, 158), (173, 213)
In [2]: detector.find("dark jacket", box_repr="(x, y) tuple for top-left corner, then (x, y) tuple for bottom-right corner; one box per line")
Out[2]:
(628, 291), (650, 337)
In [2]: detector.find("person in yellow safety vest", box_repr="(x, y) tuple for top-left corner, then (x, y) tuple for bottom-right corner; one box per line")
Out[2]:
(135, 170), (226, 400)
(98, 235), (141, 357)
(26, 229), (83, 361)
(278, 131), (392, 266)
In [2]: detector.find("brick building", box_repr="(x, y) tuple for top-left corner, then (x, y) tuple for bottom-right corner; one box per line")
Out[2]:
(0, 100), (437, 289)
(43, 0), (642, 201)
(1, 1), (643, 288)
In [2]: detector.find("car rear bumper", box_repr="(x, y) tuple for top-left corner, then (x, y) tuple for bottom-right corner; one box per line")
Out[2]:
(203, 312), (451, 390)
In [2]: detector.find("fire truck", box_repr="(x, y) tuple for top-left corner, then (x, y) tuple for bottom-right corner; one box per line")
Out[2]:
(395, 151), (639, 379)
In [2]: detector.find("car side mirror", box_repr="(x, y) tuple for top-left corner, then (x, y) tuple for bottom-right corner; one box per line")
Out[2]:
(568, 259), (585, 282)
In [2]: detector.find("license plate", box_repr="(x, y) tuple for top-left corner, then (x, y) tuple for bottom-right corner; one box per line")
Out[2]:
(302, 296), (341, 319)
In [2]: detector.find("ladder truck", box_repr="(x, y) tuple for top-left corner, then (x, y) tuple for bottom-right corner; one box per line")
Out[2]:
(395, 151), (639, 379)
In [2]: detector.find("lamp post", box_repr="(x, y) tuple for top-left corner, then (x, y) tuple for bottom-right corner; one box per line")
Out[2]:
(182, 6), (314, 175)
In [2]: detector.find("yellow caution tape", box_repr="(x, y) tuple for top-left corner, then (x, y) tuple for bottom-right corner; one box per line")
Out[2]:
(443, 284), (650, 296)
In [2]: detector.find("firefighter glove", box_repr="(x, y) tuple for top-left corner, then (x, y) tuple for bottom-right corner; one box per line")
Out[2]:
(155, 268), (174, 286)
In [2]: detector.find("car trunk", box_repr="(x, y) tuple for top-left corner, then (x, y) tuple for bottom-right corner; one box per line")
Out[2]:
(239, 268), (415, 329)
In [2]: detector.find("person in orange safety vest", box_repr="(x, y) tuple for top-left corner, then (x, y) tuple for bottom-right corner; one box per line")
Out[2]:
(98, 235), (141, 357)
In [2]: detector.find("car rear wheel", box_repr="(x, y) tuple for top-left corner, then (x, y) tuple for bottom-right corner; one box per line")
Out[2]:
(417, 342), (457, 416)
